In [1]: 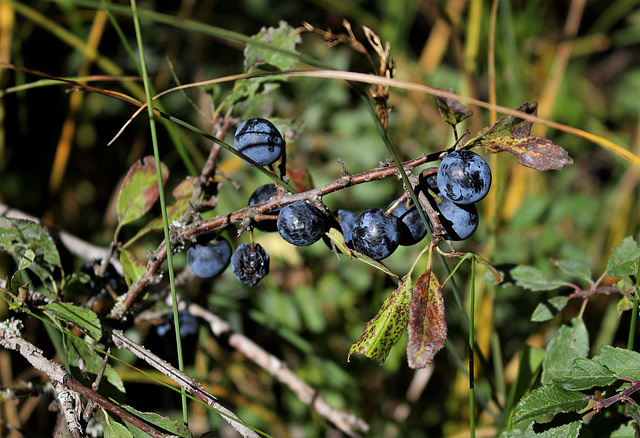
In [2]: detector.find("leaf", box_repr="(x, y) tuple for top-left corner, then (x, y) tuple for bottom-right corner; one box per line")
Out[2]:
(531, 296), (569, 322)
(523, 417), (582, 438)
(6, 250), (35, 309)
(244, 21), (301, 72)
(435, 89), (473, 126)
(122, 405), (192, 438)
(503, 345), (546, 425)
(104, 417), (133, 438)
(541, 318), (589, 385)
(120, 250), (147, 287)
(406, 270), (446, 369)
(611, 421), (636, 438)
(0, 216), (61, 277)
(286, 166), (314, 193)
(116, 156), (169, 226)
(348, 277), (412, 363)
(127, 178), (195, 243)
(553, 260), (592, 284)
(475, 102), (537, 142)
(43, 302), (102, 341)
(324, 228), (398, 278)
(469, 102), (573, 171)
(64, 335), (125, 393)
(485, 135), (573, 171)
(594, 345), (640, 381)
(511, 265), (567, 292)
(556, 358), (617, 390)
(607, 236), (640, 277)
(512, 384), (588, 424)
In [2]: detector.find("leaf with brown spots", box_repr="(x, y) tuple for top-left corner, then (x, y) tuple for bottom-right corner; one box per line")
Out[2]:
(485, 135), (573, 171)
(407, 269), (446, 369)
(117, 156), (169, 226)
(467, 102), (572, 171)
(348, 276), (412, 363)
(436, 89), (473, 126)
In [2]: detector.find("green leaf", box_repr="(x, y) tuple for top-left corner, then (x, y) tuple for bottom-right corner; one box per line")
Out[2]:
(627, 405), (640, 430)
(611, 421), (636, 438)
(244, 21), (300, 72)
(6, 249), (35, 309)
(512, 384), (588, 424)
(120, 250), (147, 287)
(407, 270), (446, 369)
(43, 302), (102, 341)
(324, 228), (398, 278)
(607, 236), (640, 277)
(522, 418), (582, 438)
(594, 345), (640, 381)
(553, 260), (592, 284)
(122, 405), (192, 437)
(476, 102), (537, 142)
(0, 217), (61, 278)
(556, 358), (617, 390)
(64, 335), (125, 393)
(116, 156), (169, 227)
(531, 296), (569, 322)
(512, 265), (567, 292)
(435, 89), (473, 126)
(504, 345), (545, 428)
(348, 277), (412, 363)
(542, 318), (589, 385)
(104, 416), (133, 438)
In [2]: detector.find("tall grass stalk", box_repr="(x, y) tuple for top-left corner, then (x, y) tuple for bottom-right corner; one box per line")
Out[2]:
(129, 0), (188, 424)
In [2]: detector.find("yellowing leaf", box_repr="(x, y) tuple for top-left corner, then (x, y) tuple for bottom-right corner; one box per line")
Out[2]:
(348, 277), (412, 363)
(120, 249), (146, 287)
(484, 135), (573, 171)
(407, 270), (446, 369)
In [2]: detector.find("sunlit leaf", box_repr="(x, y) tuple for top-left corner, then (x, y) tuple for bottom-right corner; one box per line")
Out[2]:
(348, 277), (412, 363)
(324, 228), (398, 278)
(104, 418), (133, 438)
(468, 102), (573, 171)
(407, 269), (446, 369)
(606, 236), (640, 277)
(116, 156), (169, 226)
(553, 260), (592, 284)
(542, 318), (589, 385)
(511, 265), (567, 292)
(43, 302), (102, 341)
(594, 345), (640, 381)
(436, 89), (473, 126)
(531, 296), (569, 322)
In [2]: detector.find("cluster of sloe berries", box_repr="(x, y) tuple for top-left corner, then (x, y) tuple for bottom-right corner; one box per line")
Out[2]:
(187, 118), (493, 283)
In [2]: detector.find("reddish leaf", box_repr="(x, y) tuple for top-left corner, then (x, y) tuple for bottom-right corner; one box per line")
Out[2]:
(286, 166), (315, 193)
(407, 269), (446, 369)
(117, 156), (169, 226)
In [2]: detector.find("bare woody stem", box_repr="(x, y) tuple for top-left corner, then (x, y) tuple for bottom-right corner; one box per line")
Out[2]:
(111, 150), (443, 318)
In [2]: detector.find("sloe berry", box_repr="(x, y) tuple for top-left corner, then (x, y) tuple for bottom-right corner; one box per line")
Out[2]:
(437, 149), (491, 204)
(388, 197), (427, 246)
(231, 243), (270, 286)
(187, 238), (232, 278)
(234, 118), (284, 166)
(248, 184), (280, 232)
(277, 201), (327, 246)
(351, 208), (401, 260)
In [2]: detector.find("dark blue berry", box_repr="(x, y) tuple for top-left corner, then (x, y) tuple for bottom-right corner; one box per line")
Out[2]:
(335, 209), (358, 248)
(351, 208), (401, 260)
(248, 184), (280, 232)
(277, 201), (327, 246)
(234, 118), (284, 166)
(157, 310), (199, 338)
(437, 149), (491, 204)
(435, 198), (478, 241)
(81, 260), (122, 296)
(231, 243), (270, 286)
(388, 197), (427, 246)
(187, 238), (232, 278)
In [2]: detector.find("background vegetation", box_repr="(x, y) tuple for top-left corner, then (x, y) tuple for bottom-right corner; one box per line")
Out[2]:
(0, 0), (638, 436)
